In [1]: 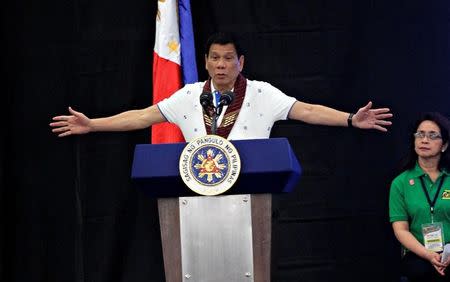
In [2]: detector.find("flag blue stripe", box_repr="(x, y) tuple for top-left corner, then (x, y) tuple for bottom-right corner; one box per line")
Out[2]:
(178, 0), (198, 84)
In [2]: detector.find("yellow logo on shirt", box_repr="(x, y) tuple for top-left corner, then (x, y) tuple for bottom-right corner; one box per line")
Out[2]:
(442, 190), (450, 199)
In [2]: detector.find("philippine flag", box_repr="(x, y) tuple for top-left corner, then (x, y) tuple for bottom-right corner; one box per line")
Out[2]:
(152, 0), (198, 144)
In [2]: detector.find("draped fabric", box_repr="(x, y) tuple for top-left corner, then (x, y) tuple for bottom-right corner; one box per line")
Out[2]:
(152, 0), (197, 144)
(202, 74), (247, 139)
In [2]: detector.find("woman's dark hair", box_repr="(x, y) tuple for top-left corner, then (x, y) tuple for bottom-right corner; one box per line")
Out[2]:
(204, 32), (244, 58)
(399, 112), (450, 172)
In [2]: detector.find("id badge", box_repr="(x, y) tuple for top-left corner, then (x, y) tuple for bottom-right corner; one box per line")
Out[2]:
(422, 222), (444, 252)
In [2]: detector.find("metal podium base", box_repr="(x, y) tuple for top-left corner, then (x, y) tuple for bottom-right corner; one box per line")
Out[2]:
(179, 194), (254, 282)
(157, 194), (271, 282)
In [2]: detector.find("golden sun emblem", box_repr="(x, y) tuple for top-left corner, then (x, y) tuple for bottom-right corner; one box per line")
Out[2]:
(194, 149), (226, 183)
(167, 40), (179, 53)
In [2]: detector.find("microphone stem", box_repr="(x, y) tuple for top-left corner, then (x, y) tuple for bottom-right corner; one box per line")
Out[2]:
(212, 104), (225, 135)
(211, 111), (218, 135)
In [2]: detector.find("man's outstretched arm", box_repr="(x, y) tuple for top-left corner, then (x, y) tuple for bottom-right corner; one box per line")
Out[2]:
(288, 101), (393, 132)
(50, 105), (166, 137)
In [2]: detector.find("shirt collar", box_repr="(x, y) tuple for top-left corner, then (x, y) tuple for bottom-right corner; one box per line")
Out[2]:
(410, 162), (426, 178)
(411, 161), (450, 178)
(210, 82), (234, 94)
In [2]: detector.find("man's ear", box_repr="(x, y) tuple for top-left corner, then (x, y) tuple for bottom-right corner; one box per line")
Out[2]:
(443, 142), (448, 153)
(238, 55), (245, 72)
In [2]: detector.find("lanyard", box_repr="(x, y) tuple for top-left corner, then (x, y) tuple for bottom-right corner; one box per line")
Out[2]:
(419, 174), (446, 222)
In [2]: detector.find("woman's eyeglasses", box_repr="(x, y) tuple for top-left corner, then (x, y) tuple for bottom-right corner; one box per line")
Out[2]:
(413, 131), (442, 140)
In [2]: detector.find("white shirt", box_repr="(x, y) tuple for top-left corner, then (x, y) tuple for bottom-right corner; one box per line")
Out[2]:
(157, 79), (296, 142)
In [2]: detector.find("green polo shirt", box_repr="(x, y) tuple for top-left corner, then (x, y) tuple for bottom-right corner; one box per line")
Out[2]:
(389, 163), (450, 245)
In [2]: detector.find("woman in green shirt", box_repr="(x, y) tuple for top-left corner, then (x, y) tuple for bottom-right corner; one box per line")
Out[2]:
(390, 112), (450, 282)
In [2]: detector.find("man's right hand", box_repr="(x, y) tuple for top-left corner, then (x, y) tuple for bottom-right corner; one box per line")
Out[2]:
(50, 107), (92, 137)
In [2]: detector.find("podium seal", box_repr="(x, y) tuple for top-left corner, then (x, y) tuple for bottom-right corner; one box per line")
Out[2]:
(179, 135), (241, 196)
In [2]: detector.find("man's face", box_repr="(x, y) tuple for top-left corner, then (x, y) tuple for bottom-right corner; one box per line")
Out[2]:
(205, 43), (244, 92)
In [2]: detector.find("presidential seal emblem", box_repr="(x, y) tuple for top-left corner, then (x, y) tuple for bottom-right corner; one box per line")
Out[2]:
(179, 135), (241, 196)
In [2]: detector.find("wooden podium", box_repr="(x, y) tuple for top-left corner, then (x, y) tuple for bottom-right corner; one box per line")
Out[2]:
(131, 138), (301, 282)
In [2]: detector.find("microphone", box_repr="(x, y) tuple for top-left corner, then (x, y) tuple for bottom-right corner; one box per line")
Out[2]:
(200, 91), (213, 109)
(215, 91), (234, 117)
(218, 91), (235, 107)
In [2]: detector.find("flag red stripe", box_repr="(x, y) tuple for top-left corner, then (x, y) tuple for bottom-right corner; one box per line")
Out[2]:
(152, 52), (185, 143)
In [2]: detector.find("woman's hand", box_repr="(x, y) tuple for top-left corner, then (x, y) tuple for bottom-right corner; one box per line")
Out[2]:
(425, 251), (447, 276)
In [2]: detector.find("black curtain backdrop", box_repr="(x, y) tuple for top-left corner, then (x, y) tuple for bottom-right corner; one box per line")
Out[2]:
(2, 1), (450, 282)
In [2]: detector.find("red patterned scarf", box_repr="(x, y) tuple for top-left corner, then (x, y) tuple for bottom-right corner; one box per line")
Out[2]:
(202, 74), (247, 139)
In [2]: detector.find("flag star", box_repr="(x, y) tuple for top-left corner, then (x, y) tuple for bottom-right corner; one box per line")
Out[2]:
(167, 40), (179, 53)
(246, 102), (250, 107)
(194, 128), (198, 132)
(267, 126), (271, 131)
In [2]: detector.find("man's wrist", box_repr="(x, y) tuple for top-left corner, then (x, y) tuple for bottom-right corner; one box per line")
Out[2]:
(347, 113), (354, 128)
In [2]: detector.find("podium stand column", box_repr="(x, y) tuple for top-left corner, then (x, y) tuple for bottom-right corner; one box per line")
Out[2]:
(157, 194), (271, 282)
(179, 194), (254, 282)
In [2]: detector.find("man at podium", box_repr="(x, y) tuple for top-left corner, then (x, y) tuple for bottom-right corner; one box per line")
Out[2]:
(50, 32), (392, 140)
(49, 31), (394, 282)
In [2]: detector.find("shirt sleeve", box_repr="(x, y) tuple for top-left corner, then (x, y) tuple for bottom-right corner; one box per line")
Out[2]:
(157, 88), (185, 124)
(389, 178), (409, 223)
(157, 83), (202, 125)
(260, 82), (297, 121)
